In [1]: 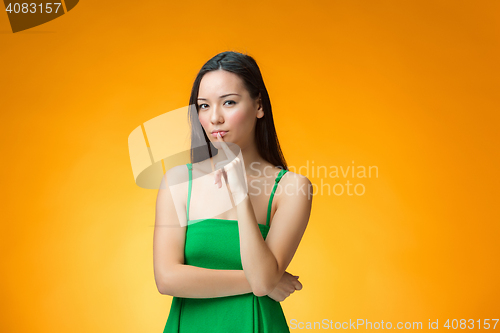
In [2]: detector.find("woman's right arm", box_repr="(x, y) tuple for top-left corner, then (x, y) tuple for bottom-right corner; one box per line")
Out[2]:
(153, 166), (254, 298)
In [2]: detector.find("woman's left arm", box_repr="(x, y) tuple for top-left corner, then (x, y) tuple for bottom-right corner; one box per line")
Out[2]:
(213, 132), (313, 297)
(236, 173), (313, 297)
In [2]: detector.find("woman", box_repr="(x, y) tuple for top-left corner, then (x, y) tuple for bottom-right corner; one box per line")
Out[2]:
(154, 51), (313, 332)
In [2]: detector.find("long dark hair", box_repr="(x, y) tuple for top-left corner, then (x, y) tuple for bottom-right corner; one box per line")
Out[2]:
(188, 51), (288, 170)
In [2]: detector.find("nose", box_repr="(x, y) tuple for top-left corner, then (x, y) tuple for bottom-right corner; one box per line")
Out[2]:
(209, 104), (224, 125)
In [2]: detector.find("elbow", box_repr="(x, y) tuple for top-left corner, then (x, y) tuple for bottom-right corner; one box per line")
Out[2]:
(158, 284), (170, 296)
(156, 278), (170, 295)
(252, 285), (270, 297)
(251, 279), (276, 297)
(155, 271), (175, 296)
(158, 281), (178, 296)
(250, 269), (281, 297)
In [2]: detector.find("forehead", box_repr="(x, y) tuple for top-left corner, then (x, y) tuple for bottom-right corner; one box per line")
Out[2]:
(198, 70), (245, 97)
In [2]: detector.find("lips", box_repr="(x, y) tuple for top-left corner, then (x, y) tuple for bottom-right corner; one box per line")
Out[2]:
(211, 131), (228, 138)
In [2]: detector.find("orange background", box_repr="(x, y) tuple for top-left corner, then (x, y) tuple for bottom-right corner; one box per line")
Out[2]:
(1, 1), (499, 331)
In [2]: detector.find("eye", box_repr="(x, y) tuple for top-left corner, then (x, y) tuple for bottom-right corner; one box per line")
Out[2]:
(198, 101), (235, 110)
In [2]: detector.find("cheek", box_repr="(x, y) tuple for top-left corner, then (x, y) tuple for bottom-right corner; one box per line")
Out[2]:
(226, 112), (249, 130)
(198, 114), (210, 130)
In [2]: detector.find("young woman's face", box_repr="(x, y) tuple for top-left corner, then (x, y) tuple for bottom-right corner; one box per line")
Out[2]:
(197, 69), (263, 149)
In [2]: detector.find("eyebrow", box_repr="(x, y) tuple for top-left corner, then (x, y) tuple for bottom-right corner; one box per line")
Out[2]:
(197, 93), (241, 101)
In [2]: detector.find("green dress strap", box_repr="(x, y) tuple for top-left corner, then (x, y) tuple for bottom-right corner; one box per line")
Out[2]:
(266, 168), (288, 227)
(186, 163), (193, 221)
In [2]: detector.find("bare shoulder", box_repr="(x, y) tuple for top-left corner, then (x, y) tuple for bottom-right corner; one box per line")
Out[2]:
(166, 163), (189, 178)
(275, 170), (313, 212)
(279, 170), (313, 195)
(161, 164), (190, 207)
(163, 164), (189, 186)
(265, 169), (312, 253)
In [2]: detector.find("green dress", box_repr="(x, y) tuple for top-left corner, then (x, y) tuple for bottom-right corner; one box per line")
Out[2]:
(163, 163), (290, 333)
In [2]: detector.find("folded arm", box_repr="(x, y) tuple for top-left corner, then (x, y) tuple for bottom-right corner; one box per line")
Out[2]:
(236, 172), (313, 296)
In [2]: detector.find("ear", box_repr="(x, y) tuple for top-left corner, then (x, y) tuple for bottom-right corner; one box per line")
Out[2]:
(256, 93), (264, 119)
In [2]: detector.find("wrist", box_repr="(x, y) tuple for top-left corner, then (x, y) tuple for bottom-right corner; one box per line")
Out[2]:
(229, 173), (248, 204)
(232, 191), (248, 206)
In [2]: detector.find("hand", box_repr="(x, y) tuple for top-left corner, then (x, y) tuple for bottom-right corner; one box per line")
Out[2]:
(266, 271), (303, 302)
(213, 132), (248, 204)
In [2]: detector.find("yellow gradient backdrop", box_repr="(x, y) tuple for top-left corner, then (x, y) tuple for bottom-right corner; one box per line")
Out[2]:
(1, 1), (499, 332)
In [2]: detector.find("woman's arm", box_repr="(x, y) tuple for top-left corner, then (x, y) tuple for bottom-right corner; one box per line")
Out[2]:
(235, 172), (313, 296)
(159, 264), (253, 298)
(153, 166), (253, 298)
